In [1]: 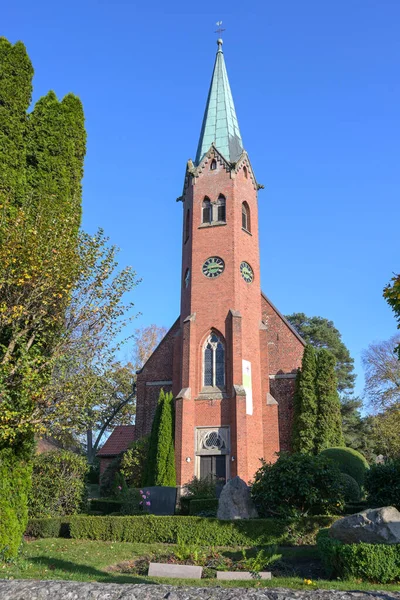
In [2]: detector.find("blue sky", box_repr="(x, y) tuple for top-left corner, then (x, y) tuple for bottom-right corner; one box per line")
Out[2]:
(3, 0), (399, 399)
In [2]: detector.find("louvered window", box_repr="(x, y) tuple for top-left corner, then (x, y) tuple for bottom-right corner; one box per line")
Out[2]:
(202, 198), (212, 224)
(217, 194), (226, 222)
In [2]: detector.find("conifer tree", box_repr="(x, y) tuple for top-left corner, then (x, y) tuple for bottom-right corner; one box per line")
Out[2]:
(143, 390), (176, 487)
(315, 349), (345, 453)
(292, 345), (318, 454)
(0, 38), (33, 205)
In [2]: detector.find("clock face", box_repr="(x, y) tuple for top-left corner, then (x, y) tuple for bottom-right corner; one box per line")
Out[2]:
(202, 256), (225, 279)
(184, 268), (190, 288)
(240, 261), (254, 283)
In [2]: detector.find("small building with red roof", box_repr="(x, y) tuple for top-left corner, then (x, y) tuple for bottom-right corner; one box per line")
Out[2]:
(97, 425), (135, 475)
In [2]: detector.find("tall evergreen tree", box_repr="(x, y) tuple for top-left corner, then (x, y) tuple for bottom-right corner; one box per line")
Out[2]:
(292, 345), (318, 454)
(315, 349), (345, 453)
(143, 389), (176, 486)
(0, 38), (33, 205)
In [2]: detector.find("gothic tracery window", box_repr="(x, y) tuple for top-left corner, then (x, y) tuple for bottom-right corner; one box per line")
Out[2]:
(202, 197), (212, 224)
(203, 333), (225, 388)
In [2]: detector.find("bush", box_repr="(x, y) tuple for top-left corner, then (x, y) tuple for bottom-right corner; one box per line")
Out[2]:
(189, 498), (219, 516)
(339, 473), (361, 503)
(317, 529), (400, 583)
(0, 448), (32, 559)
(25, 517), (70, 539)
(99, 455), (122, 497)
(68, 514), (336, 546)
(319, 447), (369, 487)
(120, 488), (143, 515)
(251, 453), (345, 518)
(89, 498), (123, 515)
(183, 475), (217, 499)
(120, 437), (149, 488)
(28, 450), (88, 518)
(364, 460), (400, 509)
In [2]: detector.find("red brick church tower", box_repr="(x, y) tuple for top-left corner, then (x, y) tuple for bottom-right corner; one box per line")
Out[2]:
(135, 39), (305, 486)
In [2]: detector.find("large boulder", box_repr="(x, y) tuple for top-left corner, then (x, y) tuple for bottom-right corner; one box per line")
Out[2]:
(217, 476), (258, 520)
(330, 506), (400, 544)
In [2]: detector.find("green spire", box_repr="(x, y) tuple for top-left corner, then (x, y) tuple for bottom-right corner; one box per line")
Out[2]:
(195, 39), (244, 165)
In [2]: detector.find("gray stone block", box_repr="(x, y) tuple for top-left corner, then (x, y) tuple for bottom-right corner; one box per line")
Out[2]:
(217, 571), (272, 580)
(148, 562), (203, 579)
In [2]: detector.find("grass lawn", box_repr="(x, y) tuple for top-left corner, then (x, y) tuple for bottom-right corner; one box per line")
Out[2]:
(1, 538), (399, 591)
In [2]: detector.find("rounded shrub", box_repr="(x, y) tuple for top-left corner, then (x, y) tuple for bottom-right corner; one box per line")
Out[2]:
(339, 472), (361, 503)
(364, 460), (400, 509)
(0, 448), (32, 559)
(251, 452), (345, 518)
(319, 447), (369, 486)
(28, 450), (88, 518)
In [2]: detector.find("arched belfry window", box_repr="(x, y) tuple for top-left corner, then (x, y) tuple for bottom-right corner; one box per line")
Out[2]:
(210, 159), (217, 170)
(185, 209), (190, 242)
(217, 194), (226, 222)
(242, 202), (250, 232)
(243, 165), (248, 179)
(203, 333), (225, 388)
(202, 197), (212, 224)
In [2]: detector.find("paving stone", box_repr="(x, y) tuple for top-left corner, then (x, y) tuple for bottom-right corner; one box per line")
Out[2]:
(216, 571), (271, 580)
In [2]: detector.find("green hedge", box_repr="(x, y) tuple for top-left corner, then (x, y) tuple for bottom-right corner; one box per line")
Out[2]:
(0, 449), (32, 559)
(90, 498), (123, 515)
(317, 529), (400, 583)
(66, 515), (336, 546)
(320, 448), (369, 487)
(26, 517), (71, 539)
(189, 498), (219, 516)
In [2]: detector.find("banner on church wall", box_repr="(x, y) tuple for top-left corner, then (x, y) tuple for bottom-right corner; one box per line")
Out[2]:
(242, 359), (253, 415)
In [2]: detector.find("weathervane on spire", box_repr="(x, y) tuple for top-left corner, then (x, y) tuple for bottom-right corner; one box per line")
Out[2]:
(215, 21), (226, 36)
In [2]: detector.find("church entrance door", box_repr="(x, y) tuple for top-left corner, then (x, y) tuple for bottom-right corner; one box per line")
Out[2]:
(199, 455), (226, 483)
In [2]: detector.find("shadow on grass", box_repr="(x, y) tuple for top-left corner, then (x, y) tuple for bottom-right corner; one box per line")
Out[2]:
(29, 556), (153, 584)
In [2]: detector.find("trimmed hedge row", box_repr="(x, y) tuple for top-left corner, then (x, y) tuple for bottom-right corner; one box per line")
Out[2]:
(189, 498), (219, 516)
(89, 499), (123, 515)
(317, 529), (400, 583)
(25, 514), (336, 546)
(26, 517), (71, 539)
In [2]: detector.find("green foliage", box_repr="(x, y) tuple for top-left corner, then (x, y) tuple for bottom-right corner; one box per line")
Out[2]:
(340, 396), (376, 462)
(285, 312), (356, 393)
(0, 448), (32, 559)
(28, 450), (88, 518)
(317, 529), (400, 583)
(372, 406), (400, 459)
(89, 498), (124, 515)
(189, 498), (219, 516)
(184, 475), (217, 499)
(120, 437), (149, 487)
(25, 517), (70, 538)
(292, 345), (318, 454)
(319, 447), (369, 487)
(383, 275), (400, 359)
(99, 455), (122, 497)
(364, 460), (400, 509)
(315, 349), (345, 453)
(67, 514), (336, 546)
(0, 38), (33, 204)
(240, 546), (282, 573)
(251, 453), (345, 518)
(339, 473), (361, 503)
(143, 389), (176, 487)
(120, 488), (142, 515)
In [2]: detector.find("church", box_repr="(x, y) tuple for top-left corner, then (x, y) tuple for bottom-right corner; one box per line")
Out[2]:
(135, 39), (305, 487)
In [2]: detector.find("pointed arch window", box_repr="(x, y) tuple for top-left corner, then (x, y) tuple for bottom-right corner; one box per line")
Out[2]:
(243, 165), (248, 179)
(185, 209), (190, 242)
(203, 333), (225, 388)
(242, 202), (250, 232)
(210, 159), (217, 170)
(217, 194), (226, 222)
(202, 197), (212, 224)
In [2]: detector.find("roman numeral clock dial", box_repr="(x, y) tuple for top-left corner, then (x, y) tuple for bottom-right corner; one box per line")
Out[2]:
(202, 256), (225, 278)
